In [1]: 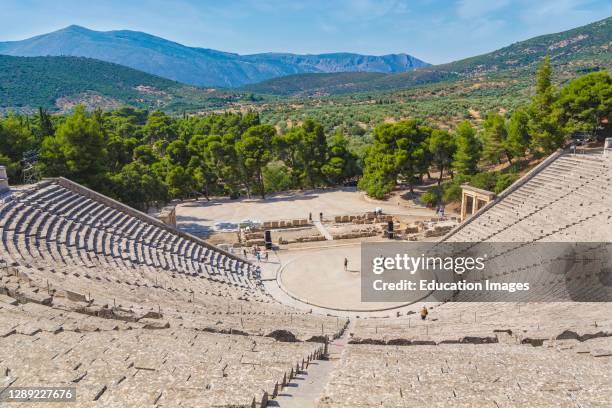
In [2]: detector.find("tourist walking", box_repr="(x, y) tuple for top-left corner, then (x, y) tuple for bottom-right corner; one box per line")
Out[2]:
(420, 306), (428, 320)
(344, 257), (348, 271)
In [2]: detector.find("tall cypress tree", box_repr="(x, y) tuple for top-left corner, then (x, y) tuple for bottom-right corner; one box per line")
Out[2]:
(452, 120), (481, 176)
(37, 107), (55, 139)
(529, 56), (563, 153)
(506, 108), (531, 158)
(481, 112), (508, 164)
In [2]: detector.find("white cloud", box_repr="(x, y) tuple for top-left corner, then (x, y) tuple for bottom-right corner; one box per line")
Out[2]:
(328, 0), (408, 21)
(456, 0), (510, 19)
(517, 0), (606, 23)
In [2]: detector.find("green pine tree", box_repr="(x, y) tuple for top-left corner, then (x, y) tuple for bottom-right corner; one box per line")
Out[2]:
(528, 56), (563, 153)
(452, 121), (481, 176)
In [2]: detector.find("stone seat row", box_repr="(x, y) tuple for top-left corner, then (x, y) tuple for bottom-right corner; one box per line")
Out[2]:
(1, 252), (345, 340)
(319, 341), (612, 407)
(353, 302), (611, 342)
(452, 155), (611, 243)
(0, 299), (325, 407)
(0, 182), (256, 289)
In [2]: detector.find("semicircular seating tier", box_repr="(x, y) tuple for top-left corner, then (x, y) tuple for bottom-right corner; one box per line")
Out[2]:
(325, 152), (612, 407)
(442, 152), (612, 302)
(0, 177), (346, 406)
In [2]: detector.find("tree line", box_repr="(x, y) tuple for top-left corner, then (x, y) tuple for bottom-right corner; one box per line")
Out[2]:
(0, 57), (609, 210)
(0, 108), (359, 210)
(358, 58), (610, 200)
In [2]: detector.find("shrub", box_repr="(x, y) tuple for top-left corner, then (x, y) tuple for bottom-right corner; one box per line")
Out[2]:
(420, 189), (441, 207)
(442, 182), (463, 203)
(0, 154), (20, 181)
(263, 162), (294, 193)
(494, 172), (520, 194)
(469, 172), (497, 191)
(358, 176), (394, 199)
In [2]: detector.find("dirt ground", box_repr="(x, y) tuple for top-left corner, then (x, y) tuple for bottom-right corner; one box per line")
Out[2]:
(176, 187), (437, 238)
(277, 243), (421, 311)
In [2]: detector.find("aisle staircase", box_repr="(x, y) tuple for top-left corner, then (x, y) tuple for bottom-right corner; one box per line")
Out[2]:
(313, 220), (333, 241)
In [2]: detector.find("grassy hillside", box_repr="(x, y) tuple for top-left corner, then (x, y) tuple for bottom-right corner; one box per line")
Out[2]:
(243, 70), (459, 97)
(0, 55), (239, 113)
(1, 17), (609, 121)
(244, 16), (611, 97)
(259, 75), (530, 155)
(238, 16), (612, 146)
(243, 72), (387, 96)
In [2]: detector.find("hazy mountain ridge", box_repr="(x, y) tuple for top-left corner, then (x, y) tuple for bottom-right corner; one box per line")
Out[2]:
(244, 16), (612, 96)
(1, 17), (609, 112)
(0, 25), (428, 87)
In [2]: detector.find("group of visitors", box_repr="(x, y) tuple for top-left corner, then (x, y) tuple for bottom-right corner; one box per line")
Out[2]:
(243, 246), (269, 263)
(308, 212), (324, 221)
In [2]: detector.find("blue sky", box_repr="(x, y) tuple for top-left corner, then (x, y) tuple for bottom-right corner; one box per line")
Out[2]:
(1, 0), (610, 64)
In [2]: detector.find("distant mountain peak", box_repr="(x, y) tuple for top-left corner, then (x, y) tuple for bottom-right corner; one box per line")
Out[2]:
(62, 24), (88, 30)
(0, 26), (428, 87)
(54, 25), (96, 35)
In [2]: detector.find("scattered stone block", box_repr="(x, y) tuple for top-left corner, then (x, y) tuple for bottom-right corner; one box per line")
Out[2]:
(141, 311), (163, 319)
(17, 290), (52, 306)
(0, 328), (16, 338)
(266, 329), (298, 342)
(65, 290), (88, 303)
(140, 319), (170, 329)
(591, 349), (612, 357)
(134, 360), (159, 371)
(18, 324), (42, 336)
(0, 294), (18, 306)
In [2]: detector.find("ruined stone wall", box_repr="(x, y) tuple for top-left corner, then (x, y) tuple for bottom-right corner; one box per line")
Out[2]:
(159, 206), (177, 227)
(0, 166), (9, 193)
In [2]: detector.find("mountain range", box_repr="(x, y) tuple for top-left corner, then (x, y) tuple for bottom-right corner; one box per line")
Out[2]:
(245, 16), (612, 96)
(0, 17), (609, 112)
(0, 25), (428, 87)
